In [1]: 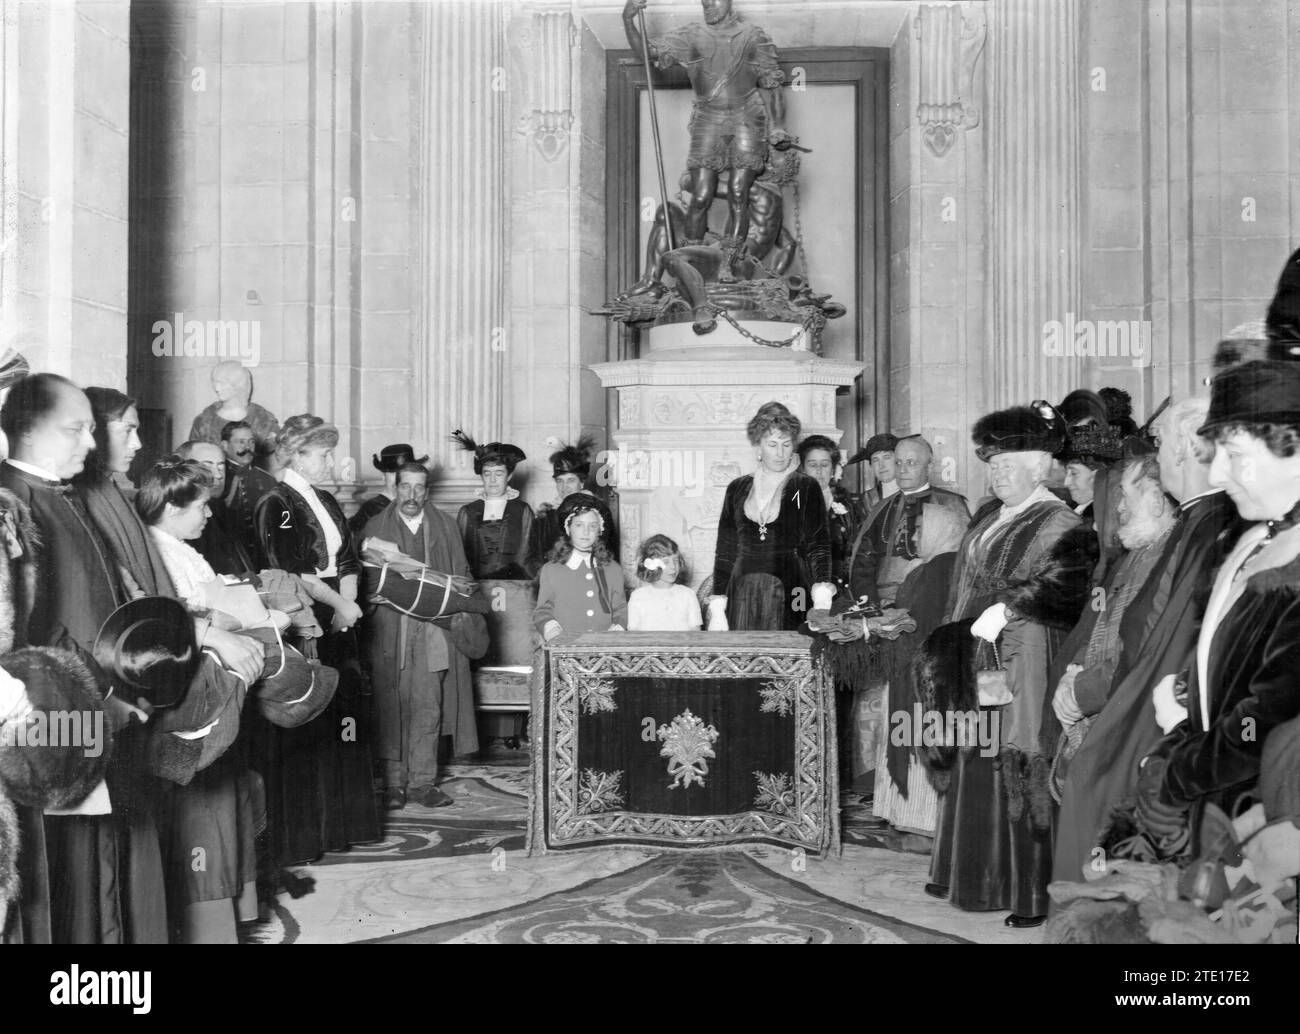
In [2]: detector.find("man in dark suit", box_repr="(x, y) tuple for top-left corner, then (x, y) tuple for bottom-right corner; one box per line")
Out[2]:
(220, 420), (277, 566)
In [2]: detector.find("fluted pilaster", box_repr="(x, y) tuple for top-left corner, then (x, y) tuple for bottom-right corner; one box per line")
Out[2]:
(987, 0), (1082, 407)
(417, 0), (508, 489)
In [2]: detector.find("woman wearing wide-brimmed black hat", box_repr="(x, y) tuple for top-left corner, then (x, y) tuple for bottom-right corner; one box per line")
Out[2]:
(451, 431), (535, 580)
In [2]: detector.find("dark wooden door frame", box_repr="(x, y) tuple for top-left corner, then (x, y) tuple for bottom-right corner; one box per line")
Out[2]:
(604, 46), (892, 453)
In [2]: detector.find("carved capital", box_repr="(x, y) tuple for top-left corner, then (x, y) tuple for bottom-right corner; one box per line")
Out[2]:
(516, 6), (577, 161)
(915, 4), (987, 158)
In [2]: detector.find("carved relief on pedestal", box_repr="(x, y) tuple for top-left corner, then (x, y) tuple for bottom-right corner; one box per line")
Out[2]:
(915, 4), (987, 158)
(619, 501), (642, 579)
(813, 388), (835, 427)
(619, 389), (641, 428)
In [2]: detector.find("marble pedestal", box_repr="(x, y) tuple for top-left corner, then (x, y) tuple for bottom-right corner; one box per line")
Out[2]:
(592, 324), (862, 592)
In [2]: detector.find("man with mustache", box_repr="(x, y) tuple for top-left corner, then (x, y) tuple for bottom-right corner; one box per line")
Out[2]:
(220, 420), (277, 568)
(362, 462), (483, 810)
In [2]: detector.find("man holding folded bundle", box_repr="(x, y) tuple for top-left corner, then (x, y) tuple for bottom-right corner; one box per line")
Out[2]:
(361, 462), (486, 809)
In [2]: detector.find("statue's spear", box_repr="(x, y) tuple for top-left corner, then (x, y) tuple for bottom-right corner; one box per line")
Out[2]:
(636, 8), (675, 252)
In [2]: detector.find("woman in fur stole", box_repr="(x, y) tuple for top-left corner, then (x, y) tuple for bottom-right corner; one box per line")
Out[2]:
(918, 401), (1095, 928)
(0, 487), (112, 943)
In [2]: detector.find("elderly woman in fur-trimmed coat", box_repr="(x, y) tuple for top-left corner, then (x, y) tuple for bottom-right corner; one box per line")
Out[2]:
(917, 402), (1096, 928)
(0, 487), (113, 943)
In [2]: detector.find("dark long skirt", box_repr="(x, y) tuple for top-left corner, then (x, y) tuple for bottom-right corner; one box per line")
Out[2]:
(250, 609), (379, 868)
(160, 737), (259, 942)
(929, 742), (1054, 918)
(307, 620), (380, 851)
(9, 720), (169, 945)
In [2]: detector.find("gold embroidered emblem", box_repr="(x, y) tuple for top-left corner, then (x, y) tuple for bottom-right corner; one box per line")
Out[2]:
(656, 708), (720, 790)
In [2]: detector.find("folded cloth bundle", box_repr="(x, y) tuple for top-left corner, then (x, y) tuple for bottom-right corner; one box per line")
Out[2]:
(256, 569), (325, 638)
(237, 625), (338, 728)
(361, 539), (491, 621)
(865, 608), (917, 640)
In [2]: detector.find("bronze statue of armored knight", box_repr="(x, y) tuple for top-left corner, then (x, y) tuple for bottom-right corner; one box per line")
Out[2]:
(598, 0), (844, 347)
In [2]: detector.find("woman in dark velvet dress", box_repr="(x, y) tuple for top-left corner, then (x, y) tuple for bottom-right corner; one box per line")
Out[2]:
(710, 402), (833, 631)
(798, 434), (857, 598)
(451, 434), (534, 579)
(255, 415), (379, 865)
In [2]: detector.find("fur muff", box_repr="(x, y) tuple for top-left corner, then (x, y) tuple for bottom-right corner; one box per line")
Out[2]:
(1003, 524), (1099, 630)
(914, 618), (977, 784)
(0, 647), (111, 809)
(1001, 747), (1055, 832)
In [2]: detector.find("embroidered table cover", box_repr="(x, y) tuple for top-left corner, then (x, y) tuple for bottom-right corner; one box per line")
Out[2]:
(528, 632), (839, 856)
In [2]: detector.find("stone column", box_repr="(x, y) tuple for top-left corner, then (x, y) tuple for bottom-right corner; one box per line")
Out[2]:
(416, 0), (508, 502)
(987, 0), (1082, 408)
(1, 0), (131, 385)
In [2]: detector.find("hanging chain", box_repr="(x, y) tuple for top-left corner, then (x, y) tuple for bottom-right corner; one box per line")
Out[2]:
(791, 178), (811, 283)
(712, 306), (812, 348)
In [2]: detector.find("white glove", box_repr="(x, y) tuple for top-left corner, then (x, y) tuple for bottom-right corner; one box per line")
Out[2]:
(810, 582), (836, 611)
(0, 665), (31, 726)
(970, 602), (1010, 642)
(706, 596), (729, 631)
(542, 620), (563, 643)
(1053, 664), (1084, 725)
(1152, 673), (1188, 733)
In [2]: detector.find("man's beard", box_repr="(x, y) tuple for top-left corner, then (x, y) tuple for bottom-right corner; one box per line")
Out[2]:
(1118, 510), (1172, 549)
(704, 5), (732, 25)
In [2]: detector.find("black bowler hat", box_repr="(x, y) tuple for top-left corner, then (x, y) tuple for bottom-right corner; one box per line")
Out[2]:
(846, 433), (899, 466)
(93, 597), (199, 709)
(1198, 359), (1300, 436)
(373, 444), (429, 473)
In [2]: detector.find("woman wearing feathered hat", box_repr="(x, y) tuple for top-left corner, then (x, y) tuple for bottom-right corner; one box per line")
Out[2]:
(530, 435), (619, 563)
(450, 431), (535, 580)
(1056, 388), (1124, 533)
(918, 400), (1095, 928)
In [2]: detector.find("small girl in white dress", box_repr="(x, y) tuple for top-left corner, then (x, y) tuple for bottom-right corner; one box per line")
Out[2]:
(627, 535), (702, 632)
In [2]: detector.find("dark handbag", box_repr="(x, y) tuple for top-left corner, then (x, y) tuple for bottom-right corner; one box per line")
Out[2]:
(975, 639), (1012, 706)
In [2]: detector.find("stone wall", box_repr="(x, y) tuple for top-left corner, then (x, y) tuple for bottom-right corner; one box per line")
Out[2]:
(1079, 0), (1300, 415)
(2, 0), (131, 386)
